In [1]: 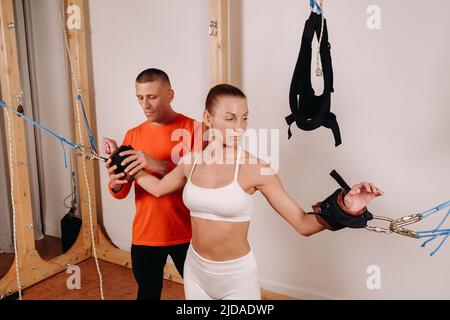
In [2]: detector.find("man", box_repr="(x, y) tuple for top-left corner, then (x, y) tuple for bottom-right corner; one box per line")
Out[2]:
(104, 68), (202, 300)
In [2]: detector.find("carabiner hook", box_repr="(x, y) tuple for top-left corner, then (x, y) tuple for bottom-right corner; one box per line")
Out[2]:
(365, 215), (394, 234)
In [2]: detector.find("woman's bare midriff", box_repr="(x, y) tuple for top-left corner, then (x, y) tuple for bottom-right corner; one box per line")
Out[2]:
(191, 217), (251, 262)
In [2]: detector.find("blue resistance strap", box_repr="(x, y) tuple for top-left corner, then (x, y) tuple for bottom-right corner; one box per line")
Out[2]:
(309, 0), (322, 13)
(0, 98), (94, 168)
(415, 201), (450, 256)
(76, 93), (96, 152)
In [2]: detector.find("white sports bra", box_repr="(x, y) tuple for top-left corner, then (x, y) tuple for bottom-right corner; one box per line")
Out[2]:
(182, 146), (252, 222)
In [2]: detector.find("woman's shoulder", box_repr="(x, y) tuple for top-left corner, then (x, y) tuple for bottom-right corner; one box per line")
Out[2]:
(240, 149), (277, 177)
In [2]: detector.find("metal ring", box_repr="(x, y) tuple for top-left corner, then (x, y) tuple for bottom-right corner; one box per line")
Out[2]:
(74, 144), (97, 160)
(365, 215), (394, 234)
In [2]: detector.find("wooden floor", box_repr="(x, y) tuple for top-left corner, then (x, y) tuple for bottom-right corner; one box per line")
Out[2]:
(0, 235), (64, 279)
(0, 235), (184, 300)
(22, 258), (184, 300)
(0, 252), (14, 280)
(1, 235), (286, 300)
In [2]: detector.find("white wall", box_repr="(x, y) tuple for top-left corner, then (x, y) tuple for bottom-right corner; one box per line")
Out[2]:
(28, 0), (450, 299)
(234, 0), (450, 299)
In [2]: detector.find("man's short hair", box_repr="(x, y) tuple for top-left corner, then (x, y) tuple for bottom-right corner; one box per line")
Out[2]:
(136, 68), (171, 86)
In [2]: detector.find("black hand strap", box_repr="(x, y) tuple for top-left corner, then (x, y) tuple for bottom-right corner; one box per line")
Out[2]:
(307, 170), (374, 231)
(330, 170), (351, 190)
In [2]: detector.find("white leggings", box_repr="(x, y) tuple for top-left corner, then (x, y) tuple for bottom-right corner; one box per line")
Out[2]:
(183, 243), (261, 300)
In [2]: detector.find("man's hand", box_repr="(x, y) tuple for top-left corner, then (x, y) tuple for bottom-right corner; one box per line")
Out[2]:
(121, 149), (168, 177)
(103, 138), (119, 156)
(105, 158), (128, 192)
(343, 182), (384, 215)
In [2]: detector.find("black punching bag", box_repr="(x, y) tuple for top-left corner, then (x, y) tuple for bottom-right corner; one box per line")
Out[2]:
(60, 207), (82, 253)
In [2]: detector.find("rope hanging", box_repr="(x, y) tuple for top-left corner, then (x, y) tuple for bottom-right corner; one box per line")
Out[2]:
(3, 101), (23, 300)
(59, 0), (105, 300)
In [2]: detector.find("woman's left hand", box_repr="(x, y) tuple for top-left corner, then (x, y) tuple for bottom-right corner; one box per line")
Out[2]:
(343, 182), (384, 215)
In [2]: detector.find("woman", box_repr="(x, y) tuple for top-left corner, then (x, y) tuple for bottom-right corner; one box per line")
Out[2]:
(108, 84), (383, 300)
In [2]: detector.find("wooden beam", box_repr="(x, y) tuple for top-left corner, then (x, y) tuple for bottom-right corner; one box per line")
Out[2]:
(97, 245), (131, 269)
(0, 0), (35, 263)
(0, 211), (92, 298)
(97, 229), (131, 268)
(1, 0), (133, 300)
(0, 0), (38, 297)
(0, 0), (94, 299)
(0, 246), (91, 298)
(209, 0), (229, 86)
(63, 0), (132, 270)
(63, 0), (102, 249)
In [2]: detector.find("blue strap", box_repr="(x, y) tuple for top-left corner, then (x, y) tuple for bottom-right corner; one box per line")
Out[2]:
(60, 140), (68, 168)
(417, 229), (450, 238)
(76, 94), (96, 152)
(430, 234), (450, 256)
(310, 0), (322, 13)
(414, 201), (450, 256)
(1, 99), (78, 167)
(420, 235), (438, 248)
(419, 233), (450, 257)
(421, 200), (450, 219)
(432, 208), (450, 232)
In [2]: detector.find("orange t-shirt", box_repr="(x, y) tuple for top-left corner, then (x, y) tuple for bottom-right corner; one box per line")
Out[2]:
(110, 113), (203, 246)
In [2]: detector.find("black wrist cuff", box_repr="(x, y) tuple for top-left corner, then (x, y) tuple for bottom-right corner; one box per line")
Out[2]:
(308, 189), (373, 231)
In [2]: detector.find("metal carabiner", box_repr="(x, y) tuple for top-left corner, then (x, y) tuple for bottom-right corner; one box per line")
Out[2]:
(365, 215), (394, 234)
(393, 214), (422, 228)
(390, 214), (422, 238)
(74, 145), (107, 162)
(365, 214), (421, 238)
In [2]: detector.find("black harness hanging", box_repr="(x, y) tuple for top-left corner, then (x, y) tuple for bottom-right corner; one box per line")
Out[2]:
(285, 12), (342, 147)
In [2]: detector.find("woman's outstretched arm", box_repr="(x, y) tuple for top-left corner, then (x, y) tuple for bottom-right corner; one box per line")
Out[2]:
(125, 153), (195, 198)
(255, 163), (383, 237)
